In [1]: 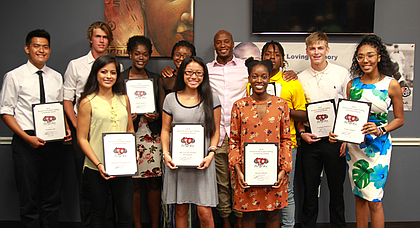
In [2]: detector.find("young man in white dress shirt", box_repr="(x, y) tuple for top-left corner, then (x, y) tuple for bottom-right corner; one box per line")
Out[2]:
(62, 21), (114, 227)
(0, 29), (71, 228)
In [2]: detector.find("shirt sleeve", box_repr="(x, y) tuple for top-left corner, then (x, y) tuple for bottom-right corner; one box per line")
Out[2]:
(278, 99), (292, 173)
(63, 61), (77, 101)
(162, 92), (173, 116)
(0, 73), (19, 115)
(158, 77), (166, 114)
(212, 91), (221, 109)
(229, 100), (242, 169)
(57, 75), (64, 101)
(291, 81), (307, 111)
(341, 70), (351, 99)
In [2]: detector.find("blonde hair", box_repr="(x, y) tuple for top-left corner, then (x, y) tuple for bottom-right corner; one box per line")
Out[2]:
(305, 31), (329, 47)
(87, 21), (113, 47)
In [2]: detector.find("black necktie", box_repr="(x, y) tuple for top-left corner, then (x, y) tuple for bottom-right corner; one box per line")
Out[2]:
(36, 70), (45, 103)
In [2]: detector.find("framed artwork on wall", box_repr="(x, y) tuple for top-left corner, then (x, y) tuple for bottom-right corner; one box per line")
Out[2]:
(105, 0), (194, 57)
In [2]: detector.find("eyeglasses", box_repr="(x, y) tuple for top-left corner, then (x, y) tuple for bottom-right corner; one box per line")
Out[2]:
(184, 70), (204, 77)
(174, 53), (191, 59)
(356, 53), (378, 62)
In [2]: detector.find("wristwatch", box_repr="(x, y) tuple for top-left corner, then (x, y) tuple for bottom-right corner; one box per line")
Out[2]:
(381, 127), (387, 134)
(299, 131), (305, 137)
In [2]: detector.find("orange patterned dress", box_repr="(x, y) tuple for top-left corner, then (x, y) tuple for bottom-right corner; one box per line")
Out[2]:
(229, 95), (292, 212)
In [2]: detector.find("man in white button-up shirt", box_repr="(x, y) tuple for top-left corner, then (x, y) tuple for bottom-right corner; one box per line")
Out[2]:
(62, 21), (115, 228)
(297, 31), (349, 228)
(0, 29), (71, 228)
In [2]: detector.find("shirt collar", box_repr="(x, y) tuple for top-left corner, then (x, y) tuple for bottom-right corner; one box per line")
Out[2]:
(309, 60), (330, 76)
(87, 51), (95, 64)
(211, 55), (239, 67)
(270, 70), (284, 82)
(26, 60), (47, 74)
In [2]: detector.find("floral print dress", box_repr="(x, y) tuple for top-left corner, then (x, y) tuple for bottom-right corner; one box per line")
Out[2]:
(347, 76), (393, 201)
(229, 96), (292, 212)
(133, 116), (162, 178)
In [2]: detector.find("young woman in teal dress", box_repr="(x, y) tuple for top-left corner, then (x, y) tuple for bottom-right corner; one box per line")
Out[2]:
(329, 35), (404, 228)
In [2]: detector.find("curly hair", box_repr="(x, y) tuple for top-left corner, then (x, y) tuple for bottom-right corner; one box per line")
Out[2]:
(350, 35), (397, 78)
(261, 40), (288, 70)
(126, 35), (152, 55)
(171, 40), (196, 58)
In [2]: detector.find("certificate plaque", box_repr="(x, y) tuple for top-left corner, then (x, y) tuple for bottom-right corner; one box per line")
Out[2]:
(102, 133), (137, 176)
(333, 99), (372, 145)
(32, 102), (66, 141)
(306, 99), (336, 138)
(125, 79), (156, 114)
(171, 123), (205, 167)
(244, 143), (279, 187)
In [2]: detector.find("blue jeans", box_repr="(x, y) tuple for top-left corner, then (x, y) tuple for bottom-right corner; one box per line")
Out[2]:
(280, 147), (297, 228)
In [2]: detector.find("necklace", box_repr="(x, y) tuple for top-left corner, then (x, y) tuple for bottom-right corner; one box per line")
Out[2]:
(184, 92), (197, 100)
(362, 74), (383, 84)
(180, 90), (198, 100)
(129, 71), (148, 79)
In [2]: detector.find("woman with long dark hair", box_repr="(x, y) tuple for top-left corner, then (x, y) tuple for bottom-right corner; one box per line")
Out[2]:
(160, 56), (221, 228)
(77, 55), (134, 228)
(330, 35), (404, 228)
(158, 40), (197, 228)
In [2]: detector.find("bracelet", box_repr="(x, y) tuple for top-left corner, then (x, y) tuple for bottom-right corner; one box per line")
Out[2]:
(377, 126), (383, 136)
(208, 146), (217, 150)
(278, 168), (286, 173)
(208, 148), (217, 154)
(163, 151), (170, 155)
(95, 162), (102, 168)
(299, 131), (305, 137)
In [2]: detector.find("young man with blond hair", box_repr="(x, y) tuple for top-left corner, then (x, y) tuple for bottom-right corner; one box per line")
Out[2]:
(298, 31), (349, 228)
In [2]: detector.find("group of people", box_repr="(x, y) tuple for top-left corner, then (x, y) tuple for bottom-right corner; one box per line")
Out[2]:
(0, 20), (404, 228)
